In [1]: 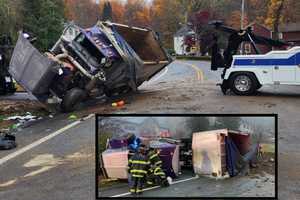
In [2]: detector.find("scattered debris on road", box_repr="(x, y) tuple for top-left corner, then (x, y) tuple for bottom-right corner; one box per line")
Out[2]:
(0, 134), (17, 150)
(112, 100), (125, 108)
(68, 114), (78, 120)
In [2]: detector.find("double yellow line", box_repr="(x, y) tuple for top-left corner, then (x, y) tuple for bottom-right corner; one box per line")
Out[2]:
(175, 60), (204, 81)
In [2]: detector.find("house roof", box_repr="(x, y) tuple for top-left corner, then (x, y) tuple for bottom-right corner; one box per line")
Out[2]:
(174, 25), (195, 37)
(279, 23), (300, 32)
(245, 22), (271, 32)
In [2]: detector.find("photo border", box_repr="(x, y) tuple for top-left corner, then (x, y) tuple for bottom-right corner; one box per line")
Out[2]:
(95, 114), (278, 200)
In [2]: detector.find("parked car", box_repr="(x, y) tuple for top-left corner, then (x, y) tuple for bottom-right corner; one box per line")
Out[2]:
(9, 21), (172, 111)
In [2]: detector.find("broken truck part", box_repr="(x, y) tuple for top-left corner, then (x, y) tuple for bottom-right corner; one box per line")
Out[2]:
(9, 21), (172, 112)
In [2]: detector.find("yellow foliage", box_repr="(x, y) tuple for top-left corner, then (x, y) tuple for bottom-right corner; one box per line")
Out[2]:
(264, 0), (285, 29)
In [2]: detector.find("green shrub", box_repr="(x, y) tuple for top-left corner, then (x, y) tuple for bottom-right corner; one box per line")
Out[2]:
(175, 55), (211, 61)
(98, 131), (113, 154)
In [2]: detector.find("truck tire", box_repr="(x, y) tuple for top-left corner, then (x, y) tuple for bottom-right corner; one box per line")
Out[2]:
(229, 72), (259, 95)
(60, 88), (87, 112)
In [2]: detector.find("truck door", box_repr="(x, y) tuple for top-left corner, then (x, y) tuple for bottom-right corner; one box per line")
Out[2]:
(272, 57), (296, 84)
(296, 53), (300, 83)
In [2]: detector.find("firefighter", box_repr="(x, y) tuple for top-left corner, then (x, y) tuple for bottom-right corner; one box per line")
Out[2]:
(146, 148), (169, 187)
(128, 144), (149, 195)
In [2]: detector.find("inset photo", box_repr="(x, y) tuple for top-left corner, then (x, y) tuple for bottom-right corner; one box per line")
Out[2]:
(96, 115), (277, 199)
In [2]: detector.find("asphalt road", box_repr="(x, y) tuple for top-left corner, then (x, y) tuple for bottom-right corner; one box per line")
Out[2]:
(100, 173), (275, 198)
(1, 59), (300, 199)
(0, 115), (95, 200)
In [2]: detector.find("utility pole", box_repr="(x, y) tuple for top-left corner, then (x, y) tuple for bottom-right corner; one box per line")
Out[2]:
(240, 0), (245, 54)
(241, 0), (245, 29)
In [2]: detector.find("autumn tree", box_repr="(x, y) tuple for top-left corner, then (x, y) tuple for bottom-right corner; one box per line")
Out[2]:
(110, 0), (125, 23)
(64, 0), (76, 21)
(150, 0), (183, 49)
(247, 0), (269, 25)
(123, 0), (150, 27)
(226, 10), (249, 30)
(64, 0), (99, 27)
(265, 0), (285, 39)
(175, 0), (210, 22)
(281, 0), (300, 23)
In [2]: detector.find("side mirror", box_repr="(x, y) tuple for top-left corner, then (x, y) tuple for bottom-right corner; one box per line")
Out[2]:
(22, 32), (37, 43)
(23, 33), (30, 39)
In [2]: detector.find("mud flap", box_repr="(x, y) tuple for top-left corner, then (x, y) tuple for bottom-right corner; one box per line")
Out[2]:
(218, 80), (229, 95)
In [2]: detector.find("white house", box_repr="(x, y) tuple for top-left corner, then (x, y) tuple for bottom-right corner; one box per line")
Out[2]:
(174, 25), (195, 55)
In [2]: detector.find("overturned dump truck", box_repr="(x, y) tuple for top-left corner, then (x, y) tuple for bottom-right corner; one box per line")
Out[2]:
(9, 21), (172, 112)
(100, 129), (260, 181)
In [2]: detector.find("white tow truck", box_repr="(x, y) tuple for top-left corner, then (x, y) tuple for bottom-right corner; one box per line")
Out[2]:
(222, 46), (300, 95)
(209, 21), (298, 95)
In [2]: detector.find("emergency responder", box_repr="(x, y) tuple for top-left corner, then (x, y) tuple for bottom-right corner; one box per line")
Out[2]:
(146, 148), (169, 187)
(128, 144), (149, 195)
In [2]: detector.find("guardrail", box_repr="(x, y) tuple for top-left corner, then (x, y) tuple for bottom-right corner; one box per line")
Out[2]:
(175, 56), (211, 61)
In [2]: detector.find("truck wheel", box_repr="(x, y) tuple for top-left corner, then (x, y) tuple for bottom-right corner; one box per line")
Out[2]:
(61, 88), (86, 112)
(229, 72), (258, 95)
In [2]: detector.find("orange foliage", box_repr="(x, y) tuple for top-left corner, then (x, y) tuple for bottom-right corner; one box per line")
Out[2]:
(64, 0), (99, 27)
(110, 0), (125, 23)
(226, 10), (249, 30)
(64, 0), (76, 20)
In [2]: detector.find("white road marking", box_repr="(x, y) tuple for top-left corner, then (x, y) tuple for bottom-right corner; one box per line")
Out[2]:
(149, 67), (169, 82)
(110, 176), (199, 197)
(0, 114), (94, 166)
(23, 154), (63, 167)
(0, 179), (17, 187)
(23, 166), (54, 178)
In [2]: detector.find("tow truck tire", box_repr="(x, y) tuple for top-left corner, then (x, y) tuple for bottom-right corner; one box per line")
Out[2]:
(229, 72), (258, 96)
(61, 88), (86, 112)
